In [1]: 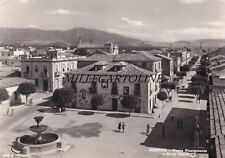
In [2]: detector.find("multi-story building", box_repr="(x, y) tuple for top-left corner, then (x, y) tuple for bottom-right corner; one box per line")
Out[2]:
(21, 52), (78, 92)
(154, 53), (174, 80)
(64, 61), (157, 113)
(171, 50), (189, 66)
(77, 41), (119, 55)
(77, 51), (162, 94)
(171, 56), (181, 74)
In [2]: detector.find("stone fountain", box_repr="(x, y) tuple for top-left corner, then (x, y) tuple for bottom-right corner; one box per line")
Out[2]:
(12, 114), (70, 156)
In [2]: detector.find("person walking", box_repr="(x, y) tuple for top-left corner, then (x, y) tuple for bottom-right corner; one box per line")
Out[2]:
(170, 112), (174, 121)
(6, 108), (10, 115)
(11, 108), (14, 116)
(30, 97), (33, 106)
(118, 122), (121, 132)
(122, 122), (125, 133)
(146, 124), (150, 135)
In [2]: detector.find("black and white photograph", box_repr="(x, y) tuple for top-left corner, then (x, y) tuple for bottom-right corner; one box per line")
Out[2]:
(0, 0), (224, 157)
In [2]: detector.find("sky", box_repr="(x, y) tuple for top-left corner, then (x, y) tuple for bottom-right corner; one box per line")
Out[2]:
(0, 0), (225, 42)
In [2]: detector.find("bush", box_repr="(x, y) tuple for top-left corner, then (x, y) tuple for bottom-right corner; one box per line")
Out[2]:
(17, 82), (36, 105)
(91, 94), (104, 110)
(157, 91), (168, 101)
(52, 87), (75, 111)
(121, 95), (138, 116)
(160, 82), (176, 94)
(0, 88), (9, 102)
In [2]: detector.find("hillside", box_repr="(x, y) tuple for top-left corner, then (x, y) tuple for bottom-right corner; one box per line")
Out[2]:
(0, 28), (144, 47)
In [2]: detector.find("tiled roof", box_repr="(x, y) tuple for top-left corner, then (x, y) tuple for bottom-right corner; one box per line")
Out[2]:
(154, 53), (173, 61)
(78, 54), (115, 62)
(211, 63), (225, 70)
(78, 51), (162, 62)
(0, 77), (33, 88)
(67, 61), (155, 75)
(132, 51), (161, 61)
(210, 55), (225, 62)
(209, 91), (225, 158)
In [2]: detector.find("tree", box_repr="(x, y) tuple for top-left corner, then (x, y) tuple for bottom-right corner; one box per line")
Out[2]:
(121, 95), (138, 116)
(160, 82), (176, 95)
(191, 75), (207, 84)
(180, 65), (190, 72)
(188, 85), (203, 103)
(0, 88), (9, 103)
(52, 87), (75, 111)
(17, 82), (36, 105)
(91, 94), (104, 111)
(176, 71), (186, 77)
(157, 91), (168, 108)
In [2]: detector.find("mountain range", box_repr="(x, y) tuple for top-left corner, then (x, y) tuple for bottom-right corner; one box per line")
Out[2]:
(0, 27), (225, 48)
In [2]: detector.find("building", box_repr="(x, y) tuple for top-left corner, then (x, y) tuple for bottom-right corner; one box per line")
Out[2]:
(171, 50), (191, 66)
(0, 77), (33, 106)
(0, 47), (29, 66)
(21, 53), (78, 92)
(64, 61), (158, 114)
(77, 41), (119, 55)
(154, 53), (174, 80)
(171, 56), (181, 74)
(209, 55), (225, 67)
(77, 51), (162, 94)
(210, 63), (225, 88)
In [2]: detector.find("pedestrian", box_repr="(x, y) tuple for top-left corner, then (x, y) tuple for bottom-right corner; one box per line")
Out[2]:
(118, 122), (121, 132)
(162, 126), (165, 137)
(11, 108), (14, 116)
(122, 122), (125, 133)
(30, 97), (33, 106)
(7, 108), (10, 115)
(146, 124), (150, 135)
(170, 112), (174, 121)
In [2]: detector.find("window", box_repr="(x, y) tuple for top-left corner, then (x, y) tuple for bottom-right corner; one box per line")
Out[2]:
(26, 65), (29, 74)
(134, 83), (141, 96)
(35, 65), (38, 72)
(35, 79), (38, 87)
(111, 82), (118, 95)
(101, 79), (108, 88)
(123, 86), (129, 95)
(43, 65), (47, 73)
(55, 65), (58, 72)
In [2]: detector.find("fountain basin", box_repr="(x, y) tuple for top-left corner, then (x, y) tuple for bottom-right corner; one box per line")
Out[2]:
(29, 125), (49, 133)
(14, 133), (61, 154)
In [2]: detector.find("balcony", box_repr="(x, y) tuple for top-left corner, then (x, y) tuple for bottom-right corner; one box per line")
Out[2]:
(55, 71), (60, 77)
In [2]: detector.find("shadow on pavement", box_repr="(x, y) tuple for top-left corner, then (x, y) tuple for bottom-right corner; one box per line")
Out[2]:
(178, 96), (195, 99)
(55, 123), (102, 138)
(144, 108), (209, 150)
(178, 100), (194, 103)
(78, 111), (95, 115)
(106, 113), (129, 118)
(37, 107), (59, 113)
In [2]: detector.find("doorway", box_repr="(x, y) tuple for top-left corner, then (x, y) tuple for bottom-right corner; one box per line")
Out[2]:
(112, 98), (118, 111)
